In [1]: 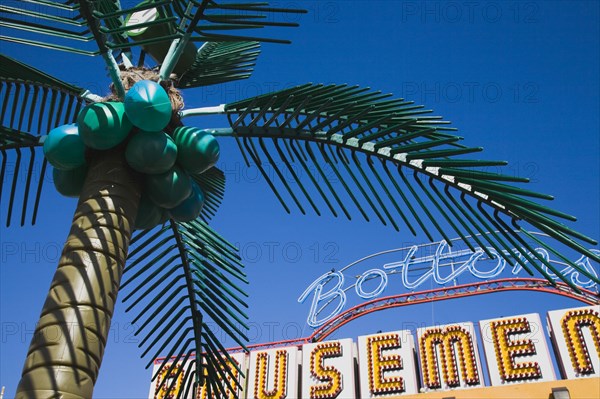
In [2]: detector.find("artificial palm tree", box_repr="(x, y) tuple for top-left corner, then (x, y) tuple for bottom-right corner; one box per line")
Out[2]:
(1, 1), (598, 398)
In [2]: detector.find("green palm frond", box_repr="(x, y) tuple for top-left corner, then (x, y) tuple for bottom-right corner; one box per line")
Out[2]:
(1, 58), (88, 226)
(0, 1), (96, 55)
(177, 41), (260, 88)
(1, 1), (305, 96)
(121, 218), (248, 399)
(193, 166), (226, 221)
(200, 83), (600, 291)
(171, 1), (306, 43)
(0, 54), (86, 93)
(0, 0), (152, 56)
(0, 1), (304, 68)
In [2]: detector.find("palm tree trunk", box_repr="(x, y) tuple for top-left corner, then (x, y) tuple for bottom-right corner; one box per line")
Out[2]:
(16, 148), (141, 398)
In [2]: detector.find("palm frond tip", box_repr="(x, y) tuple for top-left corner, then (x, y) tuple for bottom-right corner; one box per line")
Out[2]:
(218, 83), (599, 290)
(178, 41), (260, 88)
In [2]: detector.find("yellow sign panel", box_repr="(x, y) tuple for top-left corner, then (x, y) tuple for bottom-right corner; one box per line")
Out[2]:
(248, 346), (299, 399)
(480, 312), (555, 385)
(366, 334), (405, 395)
(358, 330), (419, 397)
(152, 353), (246, 399)
(196, 359), (242, 399)
(561, 308), (600, 375)
(417, 323), (482, 391)
(309, 341), (344, 399)
(490, 317), (542, 381)
(153, 365), (184, 399)
(149, 306), (600, 398)
(548, 305), (600, 379)
(302, 338), (356, 399)
(254, 350), (288, 399)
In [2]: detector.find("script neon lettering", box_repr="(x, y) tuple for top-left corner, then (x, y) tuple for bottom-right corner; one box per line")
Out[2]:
(386, 242), (504, 288)
(298, 272), (347, 328)
(299, 239), (598, 327)
(355, 269), (388, 298)
(532, 249), (599, 289)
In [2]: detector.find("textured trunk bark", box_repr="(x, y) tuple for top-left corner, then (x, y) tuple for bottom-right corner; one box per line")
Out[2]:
(16, 148), (141, 398)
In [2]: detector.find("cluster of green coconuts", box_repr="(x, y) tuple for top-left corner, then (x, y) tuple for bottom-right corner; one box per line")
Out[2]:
(43, 80), (219, 230)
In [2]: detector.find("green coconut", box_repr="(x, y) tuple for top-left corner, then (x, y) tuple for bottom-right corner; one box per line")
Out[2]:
(145, 164), (192, 208)
(52, 165), (88, 198)
(43, 123), (86, 170)
(172, 127), (220, 174)
(134, 194), (166, 230)
(124, 80), (172, 132)
(126, 130), (177, 174)
(169, 180), (205, 222)
(77, 102), (133, 150)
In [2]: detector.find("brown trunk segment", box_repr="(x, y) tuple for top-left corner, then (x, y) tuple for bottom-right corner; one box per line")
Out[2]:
(16, 149), (141, 398)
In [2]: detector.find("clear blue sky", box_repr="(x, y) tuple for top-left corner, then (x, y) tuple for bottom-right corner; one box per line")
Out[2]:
(1, 1), (599, 397)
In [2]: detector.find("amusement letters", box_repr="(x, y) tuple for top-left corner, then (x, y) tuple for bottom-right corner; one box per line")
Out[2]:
(247, 348), (298, 399)
(357, 330), (420, 397)
(561, 309), (600, 375)
(480, 313), (556, 386)
(195, 355), (244, 399)
(149, 306), (600, 399)
(254, 351), (288, 399)
(366, 334), (405, 395)
(153, 366), (184, 399)
(548, 306), (600, 379)
(309, 342), (344, 399)
(302, 339), (355, 399)
(417, 324), (482, 390)
(490, 318), (543, 381)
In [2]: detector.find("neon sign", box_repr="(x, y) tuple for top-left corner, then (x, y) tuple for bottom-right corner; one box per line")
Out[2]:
(298, 233), (599, 327)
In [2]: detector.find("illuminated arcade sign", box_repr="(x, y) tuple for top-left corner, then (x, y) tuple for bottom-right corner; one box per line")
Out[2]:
(298, 236), (599, 327)
(149, 305), (600, 399)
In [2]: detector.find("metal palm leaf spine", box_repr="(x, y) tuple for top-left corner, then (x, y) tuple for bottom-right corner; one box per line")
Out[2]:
(182, 83), (600, 292)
